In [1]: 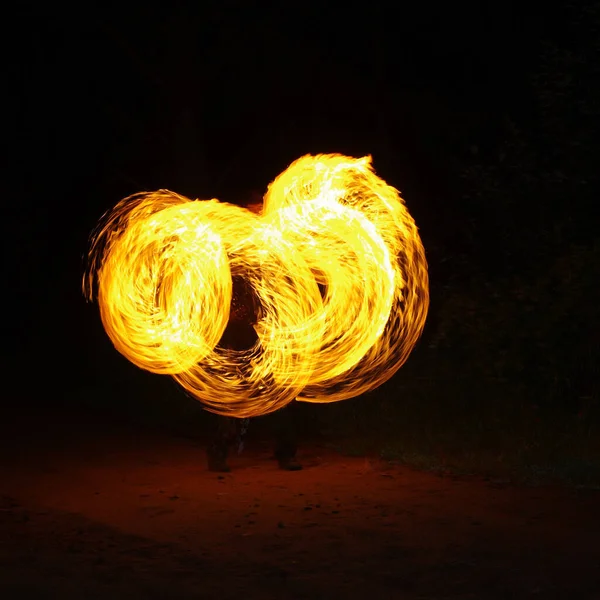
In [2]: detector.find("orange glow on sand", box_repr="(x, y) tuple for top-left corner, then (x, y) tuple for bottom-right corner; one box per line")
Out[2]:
(83, 154), (429, 417)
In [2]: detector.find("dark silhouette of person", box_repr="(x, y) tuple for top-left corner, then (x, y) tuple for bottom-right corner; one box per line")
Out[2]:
(206, 200), (302, 472)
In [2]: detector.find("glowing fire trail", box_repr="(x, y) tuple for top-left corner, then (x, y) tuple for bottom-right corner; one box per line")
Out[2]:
(84, 154), (429, 417)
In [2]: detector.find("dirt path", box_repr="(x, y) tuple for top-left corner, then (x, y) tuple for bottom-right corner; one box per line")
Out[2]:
(0, 416), (598, 599)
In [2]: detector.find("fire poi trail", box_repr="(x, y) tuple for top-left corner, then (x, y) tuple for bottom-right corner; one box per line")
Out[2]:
(83, 154), (429, 417)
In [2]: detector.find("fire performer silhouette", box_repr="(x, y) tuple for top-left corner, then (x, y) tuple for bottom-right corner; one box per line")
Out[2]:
(206, 200), (302, 472)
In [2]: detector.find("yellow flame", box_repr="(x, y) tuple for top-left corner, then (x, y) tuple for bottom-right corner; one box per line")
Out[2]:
(83, 154), (429, 417)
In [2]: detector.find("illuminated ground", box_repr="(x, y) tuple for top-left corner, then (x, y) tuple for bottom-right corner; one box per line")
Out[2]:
(1, 411), (598, 599)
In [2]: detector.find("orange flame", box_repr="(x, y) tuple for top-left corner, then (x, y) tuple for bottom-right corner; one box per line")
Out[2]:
(83, 154), (429, 417)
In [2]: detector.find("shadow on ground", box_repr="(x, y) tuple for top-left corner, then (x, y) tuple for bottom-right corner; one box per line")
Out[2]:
(0, 410), (598, 599)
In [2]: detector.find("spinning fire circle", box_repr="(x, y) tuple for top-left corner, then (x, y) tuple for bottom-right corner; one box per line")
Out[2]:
(83, 154), (429, 417)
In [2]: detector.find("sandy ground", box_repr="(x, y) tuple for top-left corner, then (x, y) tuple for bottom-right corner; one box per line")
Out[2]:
(0, 413), (598, 599)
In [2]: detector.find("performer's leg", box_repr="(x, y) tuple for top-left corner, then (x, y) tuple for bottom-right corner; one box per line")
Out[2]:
(274, 400), (302, 471)
(207, 415), (238, 472)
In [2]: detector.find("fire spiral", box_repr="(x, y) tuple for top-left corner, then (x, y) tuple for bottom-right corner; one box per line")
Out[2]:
(83, 154), (429, 417)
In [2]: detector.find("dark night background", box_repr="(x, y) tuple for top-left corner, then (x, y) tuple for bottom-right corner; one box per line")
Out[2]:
(6, 2), (599, 479)
(3, 3), (600, 598)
